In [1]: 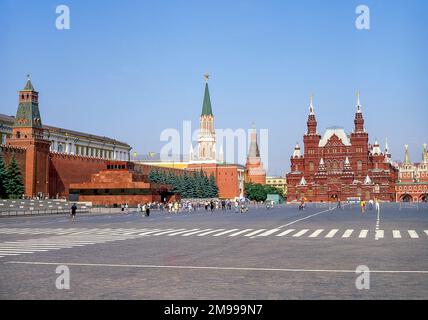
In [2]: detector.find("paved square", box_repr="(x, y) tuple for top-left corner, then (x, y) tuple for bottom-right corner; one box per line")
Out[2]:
(0, 203), (427, 299)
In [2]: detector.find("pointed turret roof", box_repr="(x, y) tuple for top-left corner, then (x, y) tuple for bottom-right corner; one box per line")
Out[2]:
(309, 94), (315, 115)
(201, 75), (213, 116)
(372, 139), (381, 155)
(364, 175), (372, 184)
(356, 90), (362, 113)
(404, 144), (410, 164)
(293, 143), (301, 158)
(248, 127), (261, 158)
(344, 156), (353, 171)
(299, 176), (307, 186)
(23, 75), (35, 91)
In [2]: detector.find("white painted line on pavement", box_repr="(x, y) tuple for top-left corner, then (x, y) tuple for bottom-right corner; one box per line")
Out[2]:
(375, 230), (384, 240)
(277, 206), (338, 228)
(197, 229), (225, 236)
(229, 229), (253, 237)
(138, 229), (164, 236)
(168, 229), (200, 236)
(7, 261), (428, 274)
(308, 229), (324, 238)
(152, 229), (182, 236)
(255, 229), (281, 237)
(408, 230), (419, 239)
(358, 230), (368, 238)
(342, 229), (354, 238)
(243, 229), (266, 237)
(424, 230), (428, 237)
(325, 229), (339, 238)
(392, 230), (401, 239)
(213, 229), (239, 237)
(181, 229), (212, 237)
(293, 229), (309, 237)
(276, 229), (295, 237)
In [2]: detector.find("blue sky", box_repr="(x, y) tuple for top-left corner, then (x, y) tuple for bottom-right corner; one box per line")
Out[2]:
(0, 0), (427, 175)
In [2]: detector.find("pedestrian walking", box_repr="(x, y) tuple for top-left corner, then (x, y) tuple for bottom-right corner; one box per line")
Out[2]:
(70, 203), (77, 221)
(360, 200), (366, 214)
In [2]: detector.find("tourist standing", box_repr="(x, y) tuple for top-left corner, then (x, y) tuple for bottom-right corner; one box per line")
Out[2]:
(70, 203), (77, 221)
(360, 200), (366, 214)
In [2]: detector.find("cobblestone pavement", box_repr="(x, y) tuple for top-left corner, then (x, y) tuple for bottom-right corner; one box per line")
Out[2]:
(0, 203), (427, 299)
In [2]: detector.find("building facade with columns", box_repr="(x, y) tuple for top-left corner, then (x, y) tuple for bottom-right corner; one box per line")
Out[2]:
(1, 77), (132, 198)
(1, 78), (131, 161)
(1, 114), (131, 161)
(395, 144), (428, 202)
(286, 94), (398, 202)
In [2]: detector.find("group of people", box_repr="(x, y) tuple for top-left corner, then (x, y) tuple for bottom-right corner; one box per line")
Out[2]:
(115, 199), (251, 215)
(359, 198), (381, 214)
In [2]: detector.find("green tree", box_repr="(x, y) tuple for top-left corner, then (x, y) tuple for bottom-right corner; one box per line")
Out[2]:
(0, 153), (7, 198)
(5, 156), (24, 199)
(148, 169), (159, 183)
(244, 182), (279, 202)
(208, 174), (218, 198)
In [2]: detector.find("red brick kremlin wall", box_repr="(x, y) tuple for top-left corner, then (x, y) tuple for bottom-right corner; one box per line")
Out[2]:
(188, 163), (243, 199)
(49, 152), (108, 197)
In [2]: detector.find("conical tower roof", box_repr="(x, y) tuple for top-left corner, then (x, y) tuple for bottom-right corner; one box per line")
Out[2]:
(248, 127), (260, 158)
(201, 75), (213, 116)
(23, 75), (35, 91)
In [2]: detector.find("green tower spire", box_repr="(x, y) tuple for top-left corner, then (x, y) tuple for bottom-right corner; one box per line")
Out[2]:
(14, 75), (42, 128)
(23, 74), (35, 91)
(201, 74), (213, 116)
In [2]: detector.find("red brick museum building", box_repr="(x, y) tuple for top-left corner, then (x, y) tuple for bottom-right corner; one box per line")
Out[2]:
(286, 95), (398, 202)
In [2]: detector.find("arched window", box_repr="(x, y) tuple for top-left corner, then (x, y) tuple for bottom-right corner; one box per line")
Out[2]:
(57, 144), (63, 153)
(309, 161), (314, 171)
(357, 160), (363, 171)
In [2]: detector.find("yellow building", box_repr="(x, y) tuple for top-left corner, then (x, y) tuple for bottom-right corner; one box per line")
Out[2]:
(266, 176), (287, 197)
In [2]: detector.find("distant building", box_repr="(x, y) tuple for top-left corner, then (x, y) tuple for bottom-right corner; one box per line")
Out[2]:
(1, 77), (132, 198)
(135, 75), (245, 199)
(0, 78), (131, 161)
(266, 176), (287, 197)
(286, 94), (398, 202)
(69, 161), (179, 205)
(245, 126), (266, 184)
(395, 144), (428, 202)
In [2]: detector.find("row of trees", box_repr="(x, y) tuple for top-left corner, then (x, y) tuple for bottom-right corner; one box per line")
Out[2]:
(0, 154), (24, 199)
(244, 182), (282, 202)
(148, 169), (219, 199)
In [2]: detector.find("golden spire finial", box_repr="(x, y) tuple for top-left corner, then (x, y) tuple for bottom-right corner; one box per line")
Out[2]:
(204, 73), (210, 82)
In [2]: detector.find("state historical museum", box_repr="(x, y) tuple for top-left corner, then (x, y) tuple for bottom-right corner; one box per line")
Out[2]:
(286, 94), (398, 202)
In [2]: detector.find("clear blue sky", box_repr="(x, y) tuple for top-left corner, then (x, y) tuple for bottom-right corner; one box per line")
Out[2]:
(1, 0), (427, 175)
